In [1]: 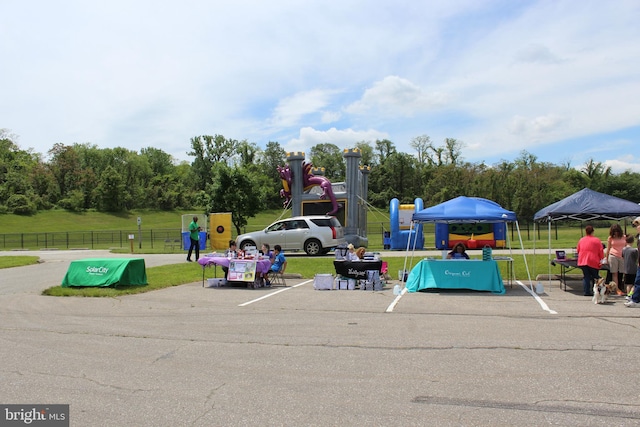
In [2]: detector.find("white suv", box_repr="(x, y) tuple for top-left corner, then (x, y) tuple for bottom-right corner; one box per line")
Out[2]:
(236, 216), (345, 256)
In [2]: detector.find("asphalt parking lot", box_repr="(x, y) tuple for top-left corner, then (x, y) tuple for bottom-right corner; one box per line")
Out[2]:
(1, 250), (639, 426)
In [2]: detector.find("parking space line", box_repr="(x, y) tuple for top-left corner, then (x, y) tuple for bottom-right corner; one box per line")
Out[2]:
(385, 282), (558, 315)
(238, 280), (312, 307)
(517, 280), (558, 314)
(385, 287), (408, 313)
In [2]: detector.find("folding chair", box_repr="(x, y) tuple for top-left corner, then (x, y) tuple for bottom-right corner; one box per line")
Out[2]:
(269, 266), (287, 287)
(381, 261), (389, 279)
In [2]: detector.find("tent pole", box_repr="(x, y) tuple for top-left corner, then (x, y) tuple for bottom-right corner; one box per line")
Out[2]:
(548, 217), (552, 291)
(514, 220), (533, 291)
(401, 221), (416, 287)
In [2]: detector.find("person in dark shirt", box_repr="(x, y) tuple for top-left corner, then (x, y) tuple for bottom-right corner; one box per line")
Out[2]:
(447, 242), (470, 259)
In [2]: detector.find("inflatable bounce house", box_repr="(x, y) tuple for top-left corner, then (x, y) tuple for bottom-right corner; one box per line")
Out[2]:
(389, 198), (424, 250)
(434, 222), (507, 250)
(278, 149), (370, 247)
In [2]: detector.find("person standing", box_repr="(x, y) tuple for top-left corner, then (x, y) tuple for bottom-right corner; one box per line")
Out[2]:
(606, 223), (626, 295)
(622, 235), (638, 297)
(186, 216), (201, 262)
(625, 218), (640, 307)
(576, 225), (604, 297)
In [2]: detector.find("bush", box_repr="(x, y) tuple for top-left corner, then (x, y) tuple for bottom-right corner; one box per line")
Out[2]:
(57, 190), (85, 212)
(7, 194), (37, 215)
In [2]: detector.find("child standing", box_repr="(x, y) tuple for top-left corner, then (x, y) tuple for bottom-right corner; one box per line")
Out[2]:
(622, 235), (638, 296)
(607, 223), (626, 294)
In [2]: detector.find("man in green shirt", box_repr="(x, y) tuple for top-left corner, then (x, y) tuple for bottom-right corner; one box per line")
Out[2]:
(187, 216), (201, 262)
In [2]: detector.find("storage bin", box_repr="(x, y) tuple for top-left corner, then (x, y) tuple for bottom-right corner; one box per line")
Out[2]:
(207, 278), (226, 287)
(314, 274), (334, 290)
(336, 279), (349, 290)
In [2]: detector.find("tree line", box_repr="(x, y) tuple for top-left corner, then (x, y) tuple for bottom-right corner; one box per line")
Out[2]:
(2, 128), (639, 233)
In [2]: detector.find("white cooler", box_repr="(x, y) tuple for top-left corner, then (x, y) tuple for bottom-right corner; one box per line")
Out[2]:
(314, 274), (334, 290)
(207, 278), (227, 287)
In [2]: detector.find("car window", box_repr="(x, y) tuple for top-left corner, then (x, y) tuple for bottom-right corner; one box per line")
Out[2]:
(294, 220), (310, 229)
(267, 222), (285, 232)
(310, 218), (332, 227)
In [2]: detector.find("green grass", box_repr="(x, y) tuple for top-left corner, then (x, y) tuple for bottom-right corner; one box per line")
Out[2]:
(0, 207), (615, 251)
(42, 263), (205, 297)
(0, 256), (40, 269)
(37, 252), (558, 297)
(1, 209), (617, 297)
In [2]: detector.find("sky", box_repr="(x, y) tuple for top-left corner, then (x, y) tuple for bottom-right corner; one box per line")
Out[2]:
(1, 0), (639, 173)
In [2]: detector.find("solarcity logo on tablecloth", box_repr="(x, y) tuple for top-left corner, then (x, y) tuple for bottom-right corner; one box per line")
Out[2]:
(444, 269), (471, 277)
(1, 404), (69, 426)
(85, 266), (109, 275)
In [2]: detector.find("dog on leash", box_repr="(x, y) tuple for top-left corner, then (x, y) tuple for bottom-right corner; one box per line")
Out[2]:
(592, 278), (617, 304)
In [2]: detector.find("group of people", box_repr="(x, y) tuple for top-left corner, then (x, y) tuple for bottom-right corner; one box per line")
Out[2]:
(223, 240), (286, 287)
(577, 218), (640, 307)
(345, 243), (366, 261)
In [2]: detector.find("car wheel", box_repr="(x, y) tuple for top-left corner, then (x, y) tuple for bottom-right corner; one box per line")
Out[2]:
(304, 239), (322, 256)
(240, 240), (256, 251)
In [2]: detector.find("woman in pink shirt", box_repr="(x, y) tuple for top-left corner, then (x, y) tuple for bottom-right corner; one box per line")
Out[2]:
(607, 223), (626, 295)
(576, 225), (604, 296)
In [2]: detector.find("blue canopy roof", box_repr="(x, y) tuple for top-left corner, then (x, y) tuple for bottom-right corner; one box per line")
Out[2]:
(534, 188), (640, 222)
(412, 196), (517, 223)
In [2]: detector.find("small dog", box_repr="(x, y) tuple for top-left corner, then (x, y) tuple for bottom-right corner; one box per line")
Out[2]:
(592, 278), (617, 304)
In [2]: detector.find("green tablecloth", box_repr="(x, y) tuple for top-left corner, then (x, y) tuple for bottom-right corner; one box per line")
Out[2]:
(61, 258), (148, 287)
(405, 259), (505, 294)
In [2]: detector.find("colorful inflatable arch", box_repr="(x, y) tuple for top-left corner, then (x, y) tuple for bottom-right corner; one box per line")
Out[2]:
(434, 222), (507, 249)
(389, 198), (424, 250)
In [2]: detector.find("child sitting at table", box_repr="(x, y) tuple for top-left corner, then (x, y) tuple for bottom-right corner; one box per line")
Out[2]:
(265, 245), (287, 287)
(447, 242), (470, 259)
(259, 244), (274, 285)
(222, 240), (237, 279)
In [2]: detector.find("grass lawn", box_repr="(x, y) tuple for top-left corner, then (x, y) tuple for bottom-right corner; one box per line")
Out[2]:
(0, 208), (618, 251)
(0, 256), (40, 269)
(34, 252), (555, 297)
(0, 209), (623, 297)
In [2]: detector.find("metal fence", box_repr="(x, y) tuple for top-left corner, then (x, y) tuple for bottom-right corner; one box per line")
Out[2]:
(0, 221), (545, 251)
(0, 229), (185, 251)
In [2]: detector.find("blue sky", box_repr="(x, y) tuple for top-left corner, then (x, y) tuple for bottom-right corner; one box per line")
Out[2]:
(1, 0), (639, 172)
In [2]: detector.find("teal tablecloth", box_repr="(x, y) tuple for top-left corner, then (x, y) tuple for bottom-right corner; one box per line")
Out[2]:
(405, 259), (505, 294)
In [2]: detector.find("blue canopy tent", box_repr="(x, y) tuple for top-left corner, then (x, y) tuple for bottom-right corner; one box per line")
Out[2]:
(401, 196), (533, 293)
(533, 188), (640, 222)
(533, 188), (640, 289)
(413, 196), (517, 223)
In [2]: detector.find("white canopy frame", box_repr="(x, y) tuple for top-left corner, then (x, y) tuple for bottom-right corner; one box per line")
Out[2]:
(401, 217), (533, 292)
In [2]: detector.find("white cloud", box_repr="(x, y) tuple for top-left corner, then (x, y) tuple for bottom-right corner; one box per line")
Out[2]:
(286, 127), (389, 156)
(508, 114), (567, 136)
(604, 155), (640, 174)
(1, 0), (639, 170)
(268, 89), (338, 129)
(513, 44), (564, 65)
(345, 76), (451, 117)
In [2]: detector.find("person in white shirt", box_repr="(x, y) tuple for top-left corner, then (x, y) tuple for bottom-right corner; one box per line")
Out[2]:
(346, 243), (360, 261)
